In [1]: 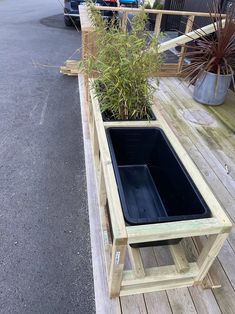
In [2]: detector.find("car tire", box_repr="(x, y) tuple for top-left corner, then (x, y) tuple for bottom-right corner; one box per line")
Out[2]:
(64, 16), (73, 27)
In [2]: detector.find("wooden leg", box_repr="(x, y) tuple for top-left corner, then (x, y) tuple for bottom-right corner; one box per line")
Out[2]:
(193, 237), (221, 289)
(169, 241), (189, 273)
(195, 233), (229, 283)
(108, 242), (127, 298)
(128, 246), (145, 278)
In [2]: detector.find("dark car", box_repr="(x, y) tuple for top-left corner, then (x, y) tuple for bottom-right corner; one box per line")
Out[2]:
(64, 0), (118, 26)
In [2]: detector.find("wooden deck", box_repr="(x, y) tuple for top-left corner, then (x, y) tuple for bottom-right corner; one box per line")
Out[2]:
(79, 75), (235, 314)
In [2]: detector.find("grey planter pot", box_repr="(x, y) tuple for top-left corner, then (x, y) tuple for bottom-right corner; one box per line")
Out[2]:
(193, 71), (232, 106)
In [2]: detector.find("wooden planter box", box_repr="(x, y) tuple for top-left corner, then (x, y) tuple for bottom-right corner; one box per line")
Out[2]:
(79, 76), (232, 298)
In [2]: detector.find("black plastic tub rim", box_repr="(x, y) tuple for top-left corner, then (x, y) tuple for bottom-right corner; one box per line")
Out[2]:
(106, 127), (211, 226)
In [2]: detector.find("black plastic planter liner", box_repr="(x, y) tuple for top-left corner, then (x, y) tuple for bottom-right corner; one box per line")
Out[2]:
(106, 127), (211, 225)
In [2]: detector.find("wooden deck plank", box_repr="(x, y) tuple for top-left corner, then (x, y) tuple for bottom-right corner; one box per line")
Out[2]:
(158, 78), (235, 194)
(188, 286), (222, 314)
(154, 77), (235, 314)
(155, 82), (235, 219)
(141, 247), (173, 313)
(209, 259), (235, 314)
(165, 78), (235, 173)
(152, 246), (198, 314)
(144, 291), (172, 314)
(120, 295), (147, 314)
(167, 289), (197, 314)
(208, 91), (235, 133)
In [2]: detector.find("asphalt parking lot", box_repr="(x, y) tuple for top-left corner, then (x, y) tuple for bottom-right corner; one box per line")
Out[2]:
(0, 0), (95, 313)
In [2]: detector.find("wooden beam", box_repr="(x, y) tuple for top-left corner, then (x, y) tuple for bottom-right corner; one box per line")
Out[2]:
(169, 241), (190, 273)
(122, 12), (128, 31)
(154, 13), (162, 37)
(128, 246), (145, 278)
(126, 218), (229, 245)
(108, 243), (127, 297)
(158, 19), (226, 53)
(80, 5), (94, 32)
(177, 15), (195, 72)
(121, 263), (198, 286)
(89, 84), (127, 243)
(120, 277), (194, 296)
(195, 233), (229, 282)
(95, 6), (226, 17)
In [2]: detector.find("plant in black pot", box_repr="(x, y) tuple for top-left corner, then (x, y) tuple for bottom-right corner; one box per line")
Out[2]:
(181, 3), (235, 106)
(85, 4), (162, 120)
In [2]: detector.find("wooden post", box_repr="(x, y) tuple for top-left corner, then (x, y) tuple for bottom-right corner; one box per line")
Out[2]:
(177, 15), (195, 73)
(195, 233), (229, 283)
(80, 6), (96, 104)
(169, 241), (190, 273)
(122, 12), (128, 31)
(154, 13), (163, 37)
(108, 241), (127, 297)
(128, 246), (145, 278)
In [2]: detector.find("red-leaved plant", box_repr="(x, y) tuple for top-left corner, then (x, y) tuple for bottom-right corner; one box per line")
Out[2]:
(181, 2), (235, 87)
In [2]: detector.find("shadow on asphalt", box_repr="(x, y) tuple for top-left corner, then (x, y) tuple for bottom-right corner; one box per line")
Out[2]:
(40, 14), (80, 31)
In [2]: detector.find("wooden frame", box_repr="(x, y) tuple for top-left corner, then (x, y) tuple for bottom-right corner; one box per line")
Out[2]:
(80, 5), (226, 76)
(79, 76), (232, 298)
(61, 7), (226, 78)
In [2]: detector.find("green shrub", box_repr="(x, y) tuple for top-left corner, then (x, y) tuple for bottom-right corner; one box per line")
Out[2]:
(86, 5), (162, 120)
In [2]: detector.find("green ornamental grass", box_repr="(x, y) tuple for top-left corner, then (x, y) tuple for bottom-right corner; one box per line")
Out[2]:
(86, 4), (162, 120)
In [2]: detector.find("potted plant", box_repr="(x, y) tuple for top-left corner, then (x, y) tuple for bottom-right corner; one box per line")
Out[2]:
(85, 4), (162, 120)
(181, 4), (235, 105)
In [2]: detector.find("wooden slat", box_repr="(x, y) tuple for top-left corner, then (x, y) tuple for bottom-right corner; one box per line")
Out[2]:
(122, 12), (128, 31)
(169, 241), (190, 273)
(109, 243), (127, 297)
(95, 6), (226, 17)
(120, 295), (147, 314)
(128, 246), (145, 278)
(192, 237), (221, 289)
(152, 245), (197, 314)
(157, 78), (235, 200)
(80, 5), (94, 31)
(122, 263), (198, 286)
(177, 15), (195, 72)
(89, 85), (127, 242)
(152, 77), (235, 313)
(158, 19), (225, 53)
(103, 121), (162, 128)
(195, 233), (229, 282)
(140, 247), (173, 313)
(127, 218), (229, 245)
(120, 278), (194, 296)
(154, 13), (162, 37)
(208, 90), (235, 132)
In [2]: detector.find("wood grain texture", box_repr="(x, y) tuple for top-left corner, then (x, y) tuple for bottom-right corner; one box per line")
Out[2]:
(153, 77), (235, 314)
(79, 75), (121, 313)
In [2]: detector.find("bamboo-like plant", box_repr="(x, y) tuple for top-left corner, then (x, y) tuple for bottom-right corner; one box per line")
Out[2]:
(85, 4), (162, 120)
